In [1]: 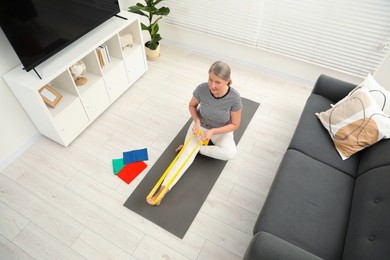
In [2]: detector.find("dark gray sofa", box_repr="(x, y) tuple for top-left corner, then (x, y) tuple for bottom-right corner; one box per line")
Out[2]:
(244, 74), (390, 260)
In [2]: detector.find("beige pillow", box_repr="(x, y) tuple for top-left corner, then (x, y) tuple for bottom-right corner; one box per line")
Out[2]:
(316, 86), (390, 160)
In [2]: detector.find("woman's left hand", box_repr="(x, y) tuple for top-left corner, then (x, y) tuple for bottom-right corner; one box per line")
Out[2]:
(201, 129), (214, 141)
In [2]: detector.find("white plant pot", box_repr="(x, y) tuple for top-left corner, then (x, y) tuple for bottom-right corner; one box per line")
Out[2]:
(145, 44), (161, 61)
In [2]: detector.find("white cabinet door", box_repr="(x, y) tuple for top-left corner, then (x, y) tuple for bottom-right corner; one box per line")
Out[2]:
(80, 79), (110, 121)
(54, 99), (89, 145)
(104, 61), (129, 102)
(124, 47), (146, 85)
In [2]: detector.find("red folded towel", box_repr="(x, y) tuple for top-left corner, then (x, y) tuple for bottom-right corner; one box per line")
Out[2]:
(117, 161), (147, 184)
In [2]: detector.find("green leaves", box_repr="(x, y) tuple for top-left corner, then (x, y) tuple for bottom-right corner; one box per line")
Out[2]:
(157, 7), (170, 16)
(128, 6), (146, 17)
(128, 0), (170, 50)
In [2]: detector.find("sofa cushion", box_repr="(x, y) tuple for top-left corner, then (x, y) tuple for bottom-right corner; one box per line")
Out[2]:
(342, 166), (390, 260)
(288, 94), (359, 177)
(316, 86), (390, 160)
(244, 231), (323, 260)
(254, 150), (354, 260)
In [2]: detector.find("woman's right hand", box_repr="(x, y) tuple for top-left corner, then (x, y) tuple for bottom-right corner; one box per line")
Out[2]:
(192, 121), (200, 135)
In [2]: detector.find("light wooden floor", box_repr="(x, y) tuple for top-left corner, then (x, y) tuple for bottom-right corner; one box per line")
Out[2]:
(0, 45), (312, 260)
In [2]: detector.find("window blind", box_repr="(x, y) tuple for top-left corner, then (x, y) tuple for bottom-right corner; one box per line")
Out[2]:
(163, 0), (263, 46)
(164, 0), (390, 77)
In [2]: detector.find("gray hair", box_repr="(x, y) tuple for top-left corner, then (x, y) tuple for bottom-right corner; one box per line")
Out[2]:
(209, 61), (232, 85)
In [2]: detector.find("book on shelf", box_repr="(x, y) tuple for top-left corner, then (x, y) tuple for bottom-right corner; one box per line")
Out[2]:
(96, 44), (111, 68)
(96, 48), (105, 68)
(101, 44), (111, 63)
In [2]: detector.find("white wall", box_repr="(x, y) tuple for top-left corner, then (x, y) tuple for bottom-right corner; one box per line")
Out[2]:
(0, 30), (38, 171)
(375, 51), (390, 89)
(118, 0), (133, 10)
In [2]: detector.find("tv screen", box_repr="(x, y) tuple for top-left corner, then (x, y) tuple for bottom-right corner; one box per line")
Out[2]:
(0, 0), (120, 72)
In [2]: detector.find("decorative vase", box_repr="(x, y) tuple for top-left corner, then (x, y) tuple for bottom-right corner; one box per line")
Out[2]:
(70, 60), (87, 86)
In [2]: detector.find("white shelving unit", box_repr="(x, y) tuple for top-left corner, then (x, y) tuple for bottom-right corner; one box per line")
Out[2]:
(3, 12), (148, 146)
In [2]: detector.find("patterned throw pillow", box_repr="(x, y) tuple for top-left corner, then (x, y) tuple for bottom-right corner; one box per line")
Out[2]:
(316, 86), (390, 160)
(360, 73), (390, 116)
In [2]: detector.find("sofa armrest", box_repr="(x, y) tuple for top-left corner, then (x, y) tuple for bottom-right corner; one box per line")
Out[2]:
(244, 231), (323, 260)
(311, 74), (357, 103)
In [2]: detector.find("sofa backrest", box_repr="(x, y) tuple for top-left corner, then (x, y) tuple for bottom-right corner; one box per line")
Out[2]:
(312, 74), (357, 104)
(343, 140), (390, 259)
(288, 74), (360, 177)
(357, 138), (390, 177)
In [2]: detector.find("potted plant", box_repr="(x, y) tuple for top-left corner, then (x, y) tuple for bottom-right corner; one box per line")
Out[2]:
(128, 0), (170, 60)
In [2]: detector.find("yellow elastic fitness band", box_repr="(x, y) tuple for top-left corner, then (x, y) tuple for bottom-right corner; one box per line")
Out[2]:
(147, 129), (209, 205)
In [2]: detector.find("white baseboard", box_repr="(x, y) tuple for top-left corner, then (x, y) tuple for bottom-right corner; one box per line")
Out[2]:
(0, 133), (40, 172)
(163, 39), (315, 86)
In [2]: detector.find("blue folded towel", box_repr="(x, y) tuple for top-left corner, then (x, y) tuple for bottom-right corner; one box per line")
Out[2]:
(123, 148), (148, 164)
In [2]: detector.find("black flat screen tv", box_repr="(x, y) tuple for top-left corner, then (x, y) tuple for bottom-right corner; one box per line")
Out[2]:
(0, 0), (121, 72)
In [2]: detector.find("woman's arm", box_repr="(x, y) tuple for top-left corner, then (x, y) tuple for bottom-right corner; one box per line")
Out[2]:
(189, 96), (201, 134)
(202, 109), (242, 140)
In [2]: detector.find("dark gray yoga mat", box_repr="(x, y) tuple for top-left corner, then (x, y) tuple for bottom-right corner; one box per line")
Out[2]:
(123, 98), (259, 238)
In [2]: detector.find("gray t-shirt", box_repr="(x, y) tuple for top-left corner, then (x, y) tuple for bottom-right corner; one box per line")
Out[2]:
(193, 82), (242, 129)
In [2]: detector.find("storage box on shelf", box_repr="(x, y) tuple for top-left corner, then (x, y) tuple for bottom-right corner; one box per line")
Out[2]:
(3, 12), (147, 146)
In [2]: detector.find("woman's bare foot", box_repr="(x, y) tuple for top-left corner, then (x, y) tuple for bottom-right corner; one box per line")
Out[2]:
(146, 186), (169, 206)
(175, 144), (184, 152)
